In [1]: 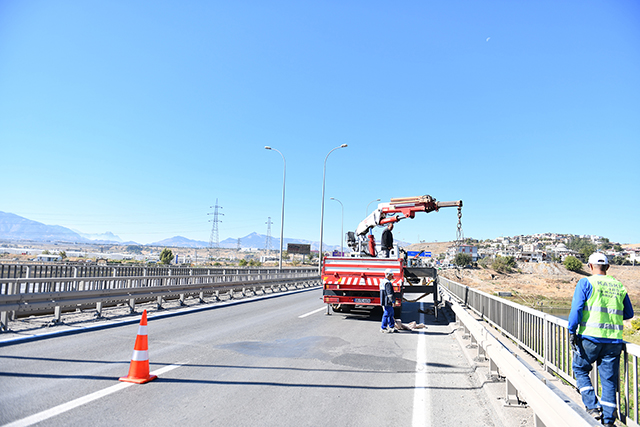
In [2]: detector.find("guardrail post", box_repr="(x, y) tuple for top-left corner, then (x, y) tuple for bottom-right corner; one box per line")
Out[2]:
(198, 291), (205, 303)
(179, 293), (186, 306)
(489, 357), (500, 379)
(505, 378), (520, 405)
(543, 314), (549, 373)
(53, 305), (61, 324)
(0, 310), (7, 331)
(96, 302), (103, 317)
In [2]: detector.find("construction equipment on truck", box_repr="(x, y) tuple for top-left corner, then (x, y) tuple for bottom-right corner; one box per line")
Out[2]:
(322, 195), (462, 318)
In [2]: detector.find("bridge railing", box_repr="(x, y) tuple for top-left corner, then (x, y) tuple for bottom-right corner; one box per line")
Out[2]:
(0, 266), (320, 331)
(440, 276), (639, 427)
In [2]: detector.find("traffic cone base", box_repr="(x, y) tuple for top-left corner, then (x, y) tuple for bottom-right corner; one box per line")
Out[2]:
(119, 310), (157, 384)
(119, 373), (157, 384)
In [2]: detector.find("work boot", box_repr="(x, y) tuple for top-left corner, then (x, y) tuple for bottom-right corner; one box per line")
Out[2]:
(586, 407), (602, 421)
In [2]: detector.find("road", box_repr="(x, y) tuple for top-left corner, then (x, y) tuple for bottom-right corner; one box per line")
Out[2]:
(1, 288), (503, 426)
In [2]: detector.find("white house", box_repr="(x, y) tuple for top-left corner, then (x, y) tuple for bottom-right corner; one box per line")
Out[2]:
(35, 254), (62, 262)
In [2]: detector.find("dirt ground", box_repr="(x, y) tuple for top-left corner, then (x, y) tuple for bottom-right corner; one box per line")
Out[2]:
(405, 241), (640, 308)
(440, 263), (640, 309)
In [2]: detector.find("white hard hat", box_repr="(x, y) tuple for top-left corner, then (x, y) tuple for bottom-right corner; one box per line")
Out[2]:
(384, 269), (393, 276)
(588, 252), (608, 265)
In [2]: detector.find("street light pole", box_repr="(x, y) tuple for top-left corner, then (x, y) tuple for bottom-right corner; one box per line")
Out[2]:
(319, 144), (348, 274)
(265, 146), (286, 271)
(366, 198), (381, 216)
(330, 197), (344, 257)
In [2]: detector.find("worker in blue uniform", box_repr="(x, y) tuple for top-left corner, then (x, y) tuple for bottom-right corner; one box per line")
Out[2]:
(380, 269), (397, 333)
(568, 252), (634, 426)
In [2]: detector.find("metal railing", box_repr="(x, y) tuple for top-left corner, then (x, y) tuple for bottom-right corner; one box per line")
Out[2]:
(0, 266), (320, 331)
(440, 276), (639, 427)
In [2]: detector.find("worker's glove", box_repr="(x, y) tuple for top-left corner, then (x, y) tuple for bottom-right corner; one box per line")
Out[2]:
(569, 334), (578, 352)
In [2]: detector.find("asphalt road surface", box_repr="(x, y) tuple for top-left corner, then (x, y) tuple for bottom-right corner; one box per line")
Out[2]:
(0, 288), (504, 426)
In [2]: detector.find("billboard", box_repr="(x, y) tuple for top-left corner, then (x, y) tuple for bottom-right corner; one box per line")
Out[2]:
(287, 243), (311, 255)
(407, 251), (431, 258)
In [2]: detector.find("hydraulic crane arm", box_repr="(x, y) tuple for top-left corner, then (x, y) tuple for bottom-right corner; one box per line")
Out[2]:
(355, 195), (462, 236)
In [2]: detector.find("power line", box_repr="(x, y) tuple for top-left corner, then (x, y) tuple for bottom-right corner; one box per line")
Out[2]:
(208, 199), (223, 259)
(265, 217), (273, 254)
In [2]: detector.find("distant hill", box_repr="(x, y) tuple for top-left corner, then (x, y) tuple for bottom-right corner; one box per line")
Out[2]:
(0, 211), (408, 251)
(149, 236), (209, 248)
(0, 211), (126, 244)
(151, 232), (339, 251)
(72, 229), (124, 243)
(0, 211), (87, 243)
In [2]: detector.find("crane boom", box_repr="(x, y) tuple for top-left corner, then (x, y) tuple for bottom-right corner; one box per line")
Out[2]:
(355, 195), (462, 236)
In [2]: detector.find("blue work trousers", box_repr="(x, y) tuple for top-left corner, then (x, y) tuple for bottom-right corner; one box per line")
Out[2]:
(572, 337), (623, 424)
(381, 306), (395, 330)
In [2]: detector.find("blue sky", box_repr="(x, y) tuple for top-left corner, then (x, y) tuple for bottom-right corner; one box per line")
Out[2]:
(1, 1), (639, 246)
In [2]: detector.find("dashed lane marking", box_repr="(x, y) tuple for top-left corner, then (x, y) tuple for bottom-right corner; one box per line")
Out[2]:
(298, 307), (326, 318)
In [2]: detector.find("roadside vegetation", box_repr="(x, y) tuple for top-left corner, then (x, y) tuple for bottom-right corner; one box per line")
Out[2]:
(562, 255), (582, 272)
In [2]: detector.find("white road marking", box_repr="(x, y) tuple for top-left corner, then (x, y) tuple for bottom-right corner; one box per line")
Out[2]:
(412, 303), (430, 427)
(298, 307), (326, 318)
(2, 364), (183, 427)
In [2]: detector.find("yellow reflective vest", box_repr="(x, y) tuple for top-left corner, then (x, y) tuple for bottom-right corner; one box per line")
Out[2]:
(577, 275), (627, 340)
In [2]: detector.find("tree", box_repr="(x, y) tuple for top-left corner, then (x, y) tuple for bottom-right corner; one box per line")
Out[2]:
(563, 255), (582, 272)
(159, 248), (174, 265)
(59, 251), (67, 260)
(612, 256), (629, 266)
(238, 259), (248, 267)
(599, 238), (612, 250)
(454, 253), (472, 267)
(126, 245), (143, 255)
(567, 237), (596, 261)
(492, 256), (516, 273)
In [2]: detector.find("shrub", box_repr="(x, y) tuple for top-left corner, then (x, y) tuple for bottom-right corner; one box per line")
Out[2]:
(454, 253), (472, 267)
(492, 256), (516, 273)
(563, 256), (583, 272)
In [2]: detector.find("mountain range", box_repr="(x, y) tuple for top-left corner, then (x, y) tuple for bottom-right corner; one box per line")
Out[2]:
(0, 211), (357, 251)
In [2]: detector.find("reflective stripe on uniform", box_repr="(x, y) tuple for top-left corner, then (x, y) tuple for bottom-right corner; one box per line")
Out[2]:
(583, 306), (623, 316)
(580, 386), (594, 393)
(600, 400), (617, 408)
(579, 322), (623, 331)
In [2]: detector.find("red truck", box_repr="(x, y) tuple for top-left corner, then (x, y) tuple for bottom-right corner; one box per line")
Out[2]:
(322, 195), (463, 318)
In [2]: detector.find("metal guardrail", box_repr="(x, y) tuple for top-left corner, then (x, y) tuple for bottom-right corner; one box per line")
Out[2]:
(440, 276), (639, 427)
(0, 267), (320, 331)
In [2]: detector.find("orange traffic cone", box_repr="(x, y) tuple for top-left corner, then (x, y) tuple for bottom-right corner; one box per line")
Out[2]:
(119, 309), (158, 384)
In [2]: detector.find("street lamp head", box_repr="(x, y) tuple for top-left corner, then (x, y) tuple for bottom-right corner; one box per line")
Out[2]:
(265, 146), (272, 150)
(330, 197), (335, 200)
(340, 144), (348, 148)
